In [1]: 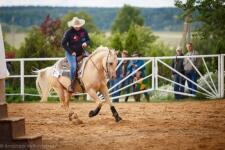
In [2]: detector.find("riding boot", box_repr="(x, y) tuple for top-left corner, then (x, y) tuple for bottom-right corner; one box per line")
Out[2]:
(68, 79), (76, 93)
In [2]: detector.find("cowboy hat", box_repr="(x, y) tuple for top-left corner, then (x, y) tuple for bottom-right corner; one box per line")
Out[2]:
(122, 50), (128, 55)
(68, 17), (85, 28)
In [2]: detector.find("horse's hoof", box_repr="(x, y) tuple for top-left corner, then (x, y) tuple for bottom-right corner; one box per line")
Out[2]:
(115, 116), (122, 122)
(89, 106), (101, 117)
(89, 110), (95, 117)
(68, 111), (74, 121)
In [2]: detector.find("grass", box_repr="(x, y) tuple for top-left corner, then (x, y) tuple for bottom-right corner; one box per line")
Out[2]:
(5, 32), (27, 49)
(153, 31), (182, 47)
(4, 31), (182, 49)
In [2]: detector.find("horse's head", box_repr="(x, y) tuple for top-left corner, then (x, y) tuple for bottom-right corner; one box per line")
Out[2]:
(104, 49), (118, 80)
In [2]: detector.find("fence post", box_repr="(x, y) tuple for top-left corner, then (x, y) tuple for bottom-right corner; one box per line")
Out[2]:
(220, 55), (224, 98)
(20, 60), (25, 101)
(155, 58), (158, 90)
(152, 58), (155, 90)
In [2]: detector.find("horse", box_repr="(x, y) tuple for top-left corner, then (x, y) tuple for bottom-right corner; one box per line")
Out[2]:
(35, 46), (122, 122)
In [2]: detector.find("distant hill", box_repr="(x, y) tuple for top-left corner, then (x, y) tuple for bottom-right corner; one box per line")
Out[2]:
(0, 6), (184, 32)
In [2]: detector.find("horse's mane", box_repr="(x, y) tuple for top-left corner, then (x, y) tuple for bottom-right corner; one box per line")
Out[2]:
(92, 46), (110, 54)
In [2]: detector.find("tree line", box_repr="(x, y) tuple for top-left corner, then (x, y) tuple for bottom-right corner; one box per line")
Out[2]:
(0, 6), (183, 32)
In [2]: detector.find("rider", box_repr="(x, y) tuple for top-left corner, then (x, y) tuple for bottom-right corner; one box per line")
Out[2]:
(61, 17), (90, 93)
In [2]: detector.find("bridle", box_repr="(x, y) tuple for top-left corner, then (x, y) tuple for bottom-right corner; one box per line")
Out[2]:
(88, 49), (113, 79)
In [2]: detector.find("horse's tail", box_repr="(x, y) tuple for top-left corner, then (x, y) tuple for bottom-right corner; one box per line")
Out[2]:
(33, 67), (51, 102)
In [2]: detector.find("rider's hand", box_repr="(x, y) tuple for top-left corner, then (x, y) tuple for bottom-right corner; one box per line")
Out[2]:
(72, 52), (76, 56)
(82, 42), (88, 48)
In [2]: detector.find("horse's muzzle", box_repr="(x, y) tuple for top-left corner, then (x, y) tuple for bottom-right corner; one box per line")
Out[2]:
(111, 74), (117, 80)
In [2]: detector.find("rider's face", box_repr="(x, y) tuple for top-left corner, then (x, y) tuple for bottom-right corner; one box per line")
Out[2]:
(74, 27), (81, 31)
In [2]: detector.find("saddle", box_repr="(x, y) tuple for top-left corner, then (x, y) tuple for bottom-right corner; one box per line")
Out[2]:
(52, 55), (88, 91)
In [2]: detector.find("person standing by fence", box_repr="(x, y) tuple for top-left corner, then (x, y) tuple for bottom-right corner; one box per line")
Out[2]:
(120, 50), (132, 102)
(171, 47), (185, 100)
(183, 43), (199, 95)
(130, 52), (149, 102)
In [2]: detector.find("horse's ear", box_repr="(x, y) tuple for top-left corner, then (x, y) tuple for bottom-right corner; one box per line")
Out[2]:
(110, 49), (118, 56)
(109, 49), (114, 55)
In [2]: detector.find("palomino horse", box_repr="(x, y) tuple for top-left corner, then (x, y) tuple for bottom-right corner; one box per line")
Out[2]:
(35, 46), (122, 122)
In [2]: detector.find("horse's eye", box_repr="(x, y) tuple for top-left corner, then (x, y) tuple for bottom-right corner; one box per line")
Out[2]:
(109, 62), (113, 66)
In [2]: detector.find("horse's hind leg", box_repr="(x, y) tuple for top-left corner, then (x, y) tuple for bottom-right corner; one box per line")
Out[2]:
(40, 87), (51, 102)
(100, 85), (122, 122)
(86, 88), (103, 117)
(64, 89), (71, 109)
(53, 87), (67, 110)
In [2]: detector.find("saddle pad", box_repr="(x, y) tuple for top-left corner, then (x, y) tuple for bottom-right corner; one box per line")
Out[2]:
(52, 57), (89, 79)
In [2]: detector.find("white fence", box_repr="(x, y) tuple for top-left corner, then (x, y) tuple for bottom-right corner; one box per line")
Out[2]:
(6, 54), (225, 101)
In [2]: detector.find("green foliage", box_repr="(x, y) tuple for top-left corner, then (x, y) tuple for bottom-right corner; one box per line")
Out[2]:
(175, 0), (225, 53)
(124, 24), (158, 56)
(6, 87), (22, 103)
(124, 24), (139, 54)
(135, 25), (158, 55)
(18, 27), (53, 58)
(88, 32), (110, 50)
(147, 41), (173, 57)
(112, 5), (144, 33)
(110, 32), (123, 51)
(18, 27), (56, 86)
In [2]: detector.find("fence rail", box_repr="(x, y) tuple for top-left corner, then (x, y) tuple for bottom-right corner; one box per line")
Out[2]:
(6, 54), (225, 101)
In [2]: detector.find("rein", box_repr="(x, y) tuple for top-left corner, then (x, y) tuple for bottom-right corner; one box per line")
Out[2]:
(86, 49), (111, 79)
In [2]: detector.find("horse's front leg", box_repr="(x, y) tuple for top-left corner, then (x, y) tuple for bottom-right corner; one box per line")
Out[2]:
(100, 85), (122, 122)
(86, 88), (104, 117)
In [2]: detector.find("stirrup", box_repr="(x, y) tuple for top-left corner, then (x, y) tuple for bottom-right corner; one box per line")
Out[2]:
(67, 85), (74, 93)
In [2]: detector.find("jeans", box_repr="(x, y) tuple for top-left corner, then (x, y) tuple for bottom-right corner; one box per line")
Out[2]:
(185, 70), (197, 95)
(66, 52), (77, 80)
(173, 74), (185, 99)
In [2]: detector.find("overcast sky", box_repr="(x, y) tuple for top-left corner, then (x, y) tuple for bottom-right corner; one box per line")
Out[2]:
(0, 0), (178, 7)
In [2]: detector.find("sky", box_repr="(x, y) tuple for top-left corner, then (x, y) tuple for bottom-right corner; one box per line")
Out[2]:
(0, 0), (177, 7)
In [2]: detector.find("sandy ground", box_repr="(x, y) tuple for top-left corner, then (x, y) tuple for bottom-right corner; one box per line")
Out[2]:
(8, 100), (225, 150)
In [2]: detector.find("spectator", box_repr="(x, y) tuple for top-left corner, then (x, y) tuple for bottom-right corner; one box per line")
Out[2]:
(133, 70), (149, 102)
(183, 43), (199, 95)
(120, 50), (132, 102)
(131, 52), (145, 77)
(131, 52), (149, 101)
(171, 47), (185, 100)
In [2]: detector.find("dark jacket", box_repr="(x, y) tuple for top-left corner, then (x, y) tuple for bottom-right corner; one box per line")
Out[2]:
(171, 55), (185, 75)
(61, 27), (90, 56)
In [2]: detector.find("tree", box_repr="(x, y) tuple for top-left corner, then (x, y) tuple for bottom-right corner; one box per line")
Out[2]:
(19, 27), (53, 58)
(110, 32), (123, 51)
(88, 32), (110, 50)
(124, 24), (158, 56)
(135, 25), (158, 55)
(112, 5), (144, 33)
(175, 0), (225, 53)
(40, 15), (62, 49)
(124, 24), (139, 54)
